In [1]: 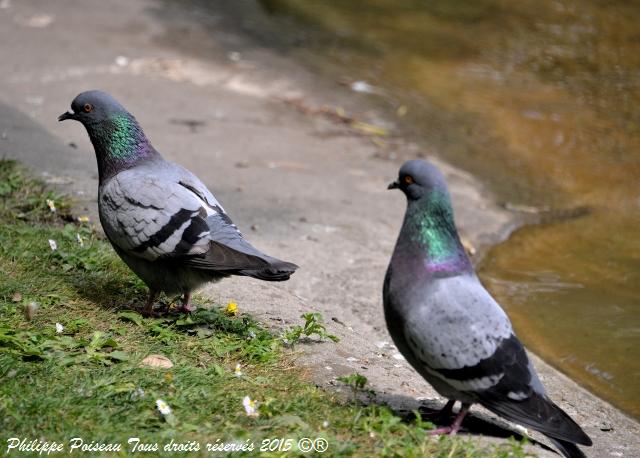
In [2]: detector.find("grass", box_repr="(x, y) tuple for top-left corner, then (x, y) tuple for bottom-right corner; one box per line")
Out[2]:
(0, 159), (531, 457)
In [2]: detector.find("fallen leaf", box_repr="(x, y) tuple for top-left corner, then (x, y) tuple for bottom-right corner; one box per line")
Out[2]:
(12, 292), (22, 302)
(350, 121), (389, 136)
(140, 354), (173, 369)
(118, 311), (144, 326)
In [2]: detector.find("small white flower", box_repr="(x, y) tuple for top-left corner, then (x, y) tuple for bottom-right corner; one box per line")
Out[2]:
(76, 233), (84, 247)
(156, 399), (172, 415)
(48, 239), (57, 251)
(242, 396), (258, 417)
(132, 388), (145, 400)
(234, 363), (242, 377)
(46, 199), (56, 212)
(55, 323), (64, 334)
(322, 420), (330, 428)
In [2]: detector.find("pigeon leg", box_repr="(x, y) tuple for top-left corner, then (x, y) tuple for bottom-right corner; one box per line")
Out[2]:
(178, 291), (196, 314)
(427, 403), (470, 436)
(419, 399), (456, 422)
(142, 289), (159, 317)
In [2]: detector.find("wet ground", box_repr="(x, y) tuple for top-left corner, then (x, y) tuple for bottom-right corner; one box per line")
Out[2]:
(200, 0), (640, 419)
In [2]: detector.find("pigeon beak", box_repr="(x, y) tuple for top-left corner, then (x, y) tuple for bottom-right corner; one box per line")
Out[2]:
(58, 111), (76, 122)
(387, 180), (400, 190)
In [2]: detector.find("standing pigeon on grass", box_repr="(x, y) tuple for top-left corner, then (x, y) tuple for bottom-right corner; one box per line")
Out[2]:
(59, 90), (297, 316)
(384, 160), (592, 458)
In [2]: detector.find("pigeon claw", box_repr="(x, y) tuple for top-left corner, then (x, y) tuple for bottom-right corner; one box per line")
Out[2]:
(427, 425), (459, 436)
(177, 303), (197, 314)
(140, 308), (164, 318)
(426, 402), (470, 436)
(418, 399), (456, 422)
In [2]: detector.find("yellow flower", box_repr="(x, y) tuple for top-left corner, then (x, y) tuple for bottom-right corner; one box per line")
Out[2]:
(46, 199), (56, 213)
(77, 215), (90, 223)
(226, 302), (238, 316)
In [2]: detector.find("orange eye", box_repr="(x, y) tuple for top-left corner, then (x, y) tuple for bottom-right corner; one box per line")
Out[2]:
(83, 103), (93, 113)
(404, 175), (414, 185)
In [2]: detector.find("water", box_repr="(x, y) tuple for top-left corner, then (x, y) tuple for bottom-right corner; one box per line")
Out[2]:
(202, 0), (640, 417)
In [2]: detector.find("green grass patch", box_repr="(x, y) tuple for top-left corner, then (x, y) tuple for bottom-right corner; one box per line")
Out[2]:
(0, 160), (531, 457)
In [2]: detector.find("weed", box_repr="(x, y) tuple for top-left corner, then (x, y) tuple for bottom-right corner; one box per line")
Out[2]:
(338, 373), (376, 403)
(281, 312), (339, 347)
(338, 373), (369, 391)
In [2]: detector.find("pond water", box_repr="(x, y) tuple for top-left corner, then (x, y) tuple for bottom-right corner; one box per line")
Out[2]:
(205, 0), (640, 417)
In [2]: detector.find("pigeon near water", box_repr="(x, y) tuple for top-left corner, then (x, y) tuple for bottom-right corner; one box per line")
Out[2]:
(384, 159), (592, 458)
(59, 90), (297, 316)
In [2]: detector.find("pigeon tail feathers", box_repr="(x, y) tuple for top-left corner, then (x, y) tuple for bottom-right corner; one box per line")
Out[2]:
(240, 258), (298, 281)
(183, 241), (297, 281)
(478, 390), (592, 446)
(548, 437), (587, 458)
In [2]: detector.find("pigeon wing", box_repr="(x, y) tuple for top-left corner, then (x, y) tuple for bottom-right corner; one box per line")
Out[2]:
(99, 169), (274, 272)
(402, 276), (590, 446)
(401, 275), (514, 392)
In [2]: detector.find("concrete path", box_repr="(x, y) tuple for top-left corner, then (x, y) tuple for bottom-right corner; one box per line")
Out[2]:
(1, 1), (637, 456)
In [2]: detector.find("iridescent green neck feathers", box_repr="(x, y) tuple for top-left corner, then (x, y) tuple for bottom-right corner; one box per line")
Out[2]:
(402, 190), (472, 275)
(86, 114), (157, 183)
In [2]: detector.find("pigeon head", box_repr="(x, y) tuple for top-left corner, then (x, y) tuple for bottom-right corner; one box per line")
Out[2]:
(388, 159), (449, 201)
(59, 91), (157, 182)
(388, 159), (472, 275)
(58, 90), (128, 126)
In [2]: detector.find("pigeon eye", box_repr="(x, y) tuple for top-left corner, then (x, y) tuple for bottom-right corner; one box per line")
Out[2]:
(83, 103), (93, 113)
(404, 175), (414, 185)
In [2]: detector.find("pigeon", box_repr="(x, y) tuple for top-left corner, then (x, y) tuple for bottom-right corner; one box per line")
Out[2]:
(59, 90), (297, 316)
(384, 160), (592, 458)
